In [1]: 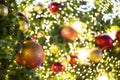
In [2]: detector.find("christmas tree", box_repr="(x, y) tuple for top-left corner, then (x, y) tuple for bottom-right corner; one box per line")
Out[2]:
(0, 0), (119, 80)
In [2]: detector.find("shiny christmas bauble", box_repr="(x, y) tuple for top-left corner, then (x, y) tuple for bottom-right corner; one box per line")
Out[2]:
(116, 30), (120, 42)
(61, 26), (78, 41)
(49, 2), (61, 14)
(70, 55), (77, 66)
(17, 12), (28, 21)
(51, 62), (65, 74)
(0, 4), (8, 17)
(19, 21), (29, 32)
(89, 48), (102, 63)
(15, 41), (44, 70)
(95, 34), (113, 50)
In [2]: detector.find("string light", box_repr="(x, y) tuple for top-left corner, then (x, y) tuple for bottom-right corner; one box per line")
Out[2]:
(14, 0), (120, 80)
(77, 0), (96, 12)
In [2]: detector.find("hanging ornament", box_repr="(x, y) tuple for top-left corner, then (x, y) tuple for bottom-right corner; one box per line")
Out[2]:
(18, 12), (30, 32)
(95, 34), (113, 50)
(15, 40), (44, 70)
(49, 2), (61, 14)
(70, 55), (78, 67)
(61, 26), (78, 41)
(19, 21), (29, 32)
(116, 30), (120, 42)
(89, 48), (102, 63)
(18, 12), (29, 21)
(0, 4), (8, 17)
(51, 62), (65, 74)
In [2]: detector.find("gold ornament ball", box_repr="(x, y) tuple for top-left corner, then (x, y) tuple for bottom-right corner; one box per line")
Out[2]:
(15, 41), (44, 70)
(0, 4), (8, 17)
(89, 48), (102, 63)
(19, 21), (29, 32)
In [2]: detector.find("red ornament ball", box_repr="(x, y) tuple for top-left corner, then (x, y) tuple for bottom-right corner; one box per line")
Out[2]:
(61, 26), (78, 41)
(70, 55), (77, 67)
(49, 2), (61, 14)
(116, 30), (120, 42)
(51, 62), (65, 74)
(95, 34), (113, 50)
(15, 41), (44, 70)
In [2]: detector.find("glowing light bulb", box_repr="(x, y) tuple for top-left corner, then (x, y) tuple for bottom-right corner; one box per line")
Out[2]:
(77, 48), (90, 64)
(72, 21), (82, 33)
(97, 75), (108, 80)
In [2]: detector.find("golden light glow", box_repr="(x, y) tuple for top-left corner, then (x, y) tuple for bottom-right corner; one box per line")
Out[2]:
(106, 25), (120, 40)
(77, 48), (90, 64)
(72, 21), (82, 33)
(96, 69), (115, 80)
(97, 75), (108, 80)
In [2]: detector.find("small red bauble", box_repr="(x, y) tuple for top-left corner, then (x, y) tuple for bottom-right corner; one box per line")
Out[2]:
(95, 34), (113, 50)
(61, 26), (78, 41)
(31, 35), (37, 42)
(116, 30), (120, 42)
(51, 62), (65, 74)
(15, 41), (44, 70)
(49, 2), (61, 14)
(70, 55), (77, 67)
